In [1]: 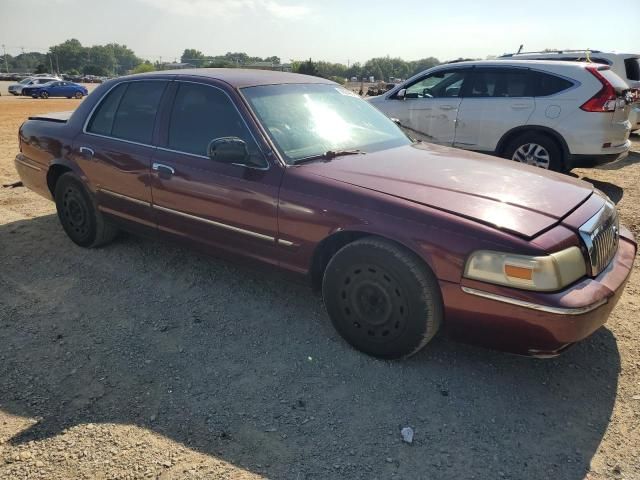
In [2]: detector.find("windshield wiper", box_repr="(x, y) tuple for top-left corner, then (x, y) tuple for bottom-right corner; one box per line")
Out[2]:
(293, 149), (366, 165)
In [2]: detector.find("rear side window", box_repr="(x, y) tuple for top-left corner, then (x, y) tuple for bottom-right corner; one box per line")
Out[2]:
(531, 72), (574, 96)
(167, 82), (261, 161)
(624, 58), (640, 81)
(466, 68), (530, 97)
(87, 81), (167, 144)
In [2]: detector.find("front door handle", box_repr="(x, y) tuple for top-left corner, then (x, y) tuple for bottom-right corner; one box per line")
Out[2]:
(152, 162), (175, 176)
(79, 146), (94, 159)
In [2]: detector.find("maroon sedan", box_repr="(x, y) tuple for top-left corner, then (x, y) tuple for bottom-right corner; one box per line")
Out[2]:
(14, 69), (636, 359)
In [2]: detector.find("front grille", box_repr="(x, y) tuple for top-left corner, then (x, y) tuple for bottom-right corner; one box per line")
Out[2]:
(579, 200), (619, 276)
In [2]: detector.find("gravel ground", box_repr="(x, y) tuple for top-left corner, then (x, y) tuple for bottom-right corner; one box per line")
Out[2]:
(0, 95), (639, 480)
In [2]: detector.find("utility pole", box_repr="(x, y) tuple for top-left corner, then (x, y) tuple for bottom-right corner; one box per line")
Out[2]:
(2, 44), (8, 73)
(49, 53), (54, 74)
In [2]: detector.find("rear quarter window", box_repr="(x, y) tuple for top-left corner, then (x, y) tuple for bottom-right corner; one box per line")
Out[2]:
(532, 71), (574, 96)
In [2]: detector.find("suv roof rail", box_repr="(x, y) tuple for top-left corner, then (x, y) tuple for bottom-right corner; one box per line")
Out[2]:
(499, 49), (603, 57)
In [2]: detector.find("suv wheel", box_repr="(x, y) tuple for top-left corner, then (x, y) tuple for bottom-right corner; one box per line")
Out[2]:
(503, 132), (563, 172)
(322, 237), (442, 359)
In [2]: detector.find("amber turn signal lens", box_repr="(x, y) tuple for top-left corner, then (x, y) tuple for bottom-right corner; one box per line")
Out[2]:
(504, 264), (533, 280)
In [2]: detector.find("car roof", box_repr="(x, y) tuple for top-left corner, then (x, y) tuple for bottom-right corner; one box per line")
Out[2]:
(122, 68), (336, 88)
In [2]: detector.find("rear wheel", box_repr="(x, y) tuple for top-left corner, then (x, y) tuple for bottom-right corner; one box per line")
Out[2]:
(322, 237), (442, 359)
(54, 173), (118, 248)
(40, 91), (49, 99)
(503, 132), (563, 172)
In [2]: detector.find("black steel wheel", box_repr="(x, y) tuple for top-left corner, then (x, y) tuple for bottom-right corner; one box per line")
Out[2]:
(322, 237), (442, 359)
(54, 172), (118, 248)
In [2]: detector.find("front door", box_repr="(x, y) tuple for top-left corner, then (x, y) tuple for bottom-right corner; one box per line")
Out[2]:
(400, 68), (469, 145)
(150, 81), (283, 267)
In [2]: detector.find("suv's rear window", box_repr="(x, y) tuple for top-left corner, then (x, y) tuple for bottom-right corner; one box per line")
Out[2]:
(531, 71), (574, 96)
(624, 58), (640, 81)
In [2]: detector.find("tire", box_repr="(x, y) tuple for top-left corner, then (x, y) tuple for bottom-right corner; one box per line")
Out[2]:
(40, 91), (49, 99)
(74, 91), (83, 99)
(54, 173), (118, 248)
(322, 237), (442, 359)
(503, 132), (563, 172)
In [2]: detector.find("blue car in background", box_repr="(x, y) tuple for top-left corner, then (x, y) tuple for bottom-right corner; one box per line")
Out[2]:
(22, 81), (88, 99)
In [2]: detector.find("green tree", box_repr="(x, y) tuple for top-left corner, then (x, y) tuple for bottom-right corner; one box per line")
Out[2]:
(408, 57), (440, 76)
(132, 61), (155, 74)
(50, 38), (86, 73)
(181, 49), (205, 67)
(295, 58), (319, 77)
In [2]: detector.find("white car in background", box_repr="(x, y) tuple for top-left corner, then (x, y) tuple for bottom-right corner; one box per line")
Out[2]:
(368, 60), (632, 171)
(499, 50), (640, 132)
(7, 76), (62, 96)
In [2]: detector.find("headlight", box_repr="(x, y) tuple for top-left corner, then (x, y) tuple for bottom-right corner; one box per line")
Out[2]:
(464, 247), (586, 291)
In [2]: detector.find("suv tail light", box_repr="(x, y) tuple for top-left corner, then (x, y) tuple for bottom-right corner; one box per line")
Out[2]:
(580, 66), (618, 112)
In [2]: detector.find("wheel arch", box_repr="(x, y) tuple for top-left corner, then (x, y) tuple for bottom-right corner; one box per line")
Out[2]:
(309, 228), (438, 290)
(495, 125), (570, 168)
(46, 159), (89, 196)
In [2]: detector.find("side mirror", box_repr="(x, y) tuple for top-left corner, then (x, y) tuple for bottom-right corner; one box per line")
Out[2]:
(395, 88), (407, 100)
(207, 137), (252, 166)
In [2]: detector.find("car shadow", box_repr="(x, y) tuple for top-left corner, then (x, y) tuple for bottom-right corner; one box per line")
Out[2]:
(0, 214), (621, 480)
(581, 178), (624, 204)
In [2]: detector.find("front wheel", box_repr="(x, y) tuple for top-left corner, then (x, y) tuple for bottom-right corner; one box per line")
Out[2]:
(54, 173), (118, 248)
(74, 91), (83, 99)
(40, 91), (49, 99)
(322, 237), (443, 359)
(503, 132), (563, 172)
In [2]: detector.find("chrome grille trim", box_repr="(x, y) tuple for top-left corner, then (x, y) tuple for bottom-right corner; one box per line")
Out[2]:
(579, 200), (619, 277)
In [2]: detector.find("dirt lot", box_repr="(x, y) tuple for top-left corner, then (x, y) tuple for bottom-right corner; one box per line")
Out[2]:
(0, 94), (639, 480)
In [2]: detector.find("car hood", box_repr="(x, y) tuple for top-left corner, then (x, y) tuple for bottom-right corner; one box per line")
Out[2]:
(301, 143), (594, 239)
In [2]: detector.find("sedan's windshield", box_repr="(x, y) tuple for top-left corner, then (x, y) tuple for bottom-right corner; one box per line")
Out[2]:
(19, 78), (33, 85)
(242, 83), (411, 164)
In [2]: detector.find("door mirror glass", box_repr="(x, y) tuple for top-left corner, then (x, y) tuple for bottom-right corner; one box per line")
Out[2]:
(395, 88), (406, 99)
(207, 137), (251, 165)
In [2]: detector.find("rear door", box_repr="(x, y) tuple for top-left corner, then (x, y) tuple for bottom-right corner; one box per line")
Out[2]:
(398, 68), (470, 144)
(73, 80), (169, 228)
(454, 67), (534, 152)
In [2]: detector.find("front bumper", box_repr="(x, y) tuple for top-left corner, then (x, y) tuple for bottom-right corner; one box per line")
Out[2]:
(440, 226), (636, 356)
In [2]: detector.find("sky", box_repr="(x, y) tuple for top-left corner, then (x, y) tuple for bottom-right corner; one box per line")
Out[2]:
(1, 0), (639, 64)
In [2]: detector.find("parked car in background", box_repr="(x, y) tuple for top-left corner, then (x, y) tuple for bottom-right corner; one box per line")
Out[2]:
(22, 80), (88, 99)
(7, 76), (61, 96)
(498, 50), (640, 132)
(13, 69), (636, 359)
(369, 60), (633, 171)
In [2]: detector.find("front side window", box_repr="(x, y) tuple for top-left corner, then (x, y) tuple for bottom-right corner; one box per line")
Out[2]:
(466, 69), (531, 97)
(242, 83), (411, 164)
(87, 81), (167, 144)
(167, 82), (262, 164)
(404, 70), (467, 99)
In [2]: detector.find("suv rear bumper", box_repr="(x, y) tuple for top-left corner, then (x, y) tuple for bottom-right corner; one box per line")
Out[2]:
(568, 148), (630, 168)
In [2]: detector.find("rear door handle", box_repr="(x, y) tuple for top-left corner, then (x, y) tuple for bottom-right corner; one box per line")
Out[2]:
(511, 104), (532, 110)
(79, 146), (94, 159)
(439, 105), (455, 111)
(152, 162), (175, 176)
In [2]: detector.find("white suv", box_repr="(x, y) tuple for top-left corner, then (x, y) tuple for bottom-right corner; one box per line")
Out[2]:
(368, 60), (632, 171)
(498, 50), (640, 132)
